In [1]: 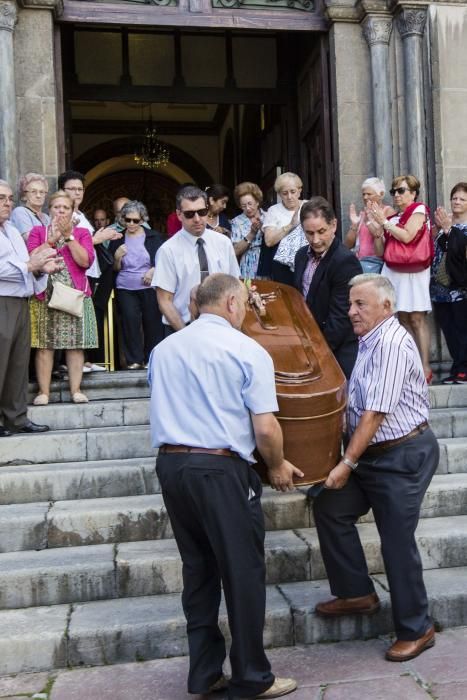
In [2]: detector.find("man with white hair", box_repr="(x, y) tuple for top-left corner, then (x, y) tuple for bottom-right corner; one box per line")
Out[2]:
(0, 179), (61, 436)
(313, 273), (439, 662)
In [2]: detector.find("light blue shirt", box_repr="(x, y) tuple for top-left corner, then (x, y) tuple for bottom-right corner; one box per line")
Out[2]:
(10, 206), (50, 240)
(152, 227), (240, 324)
(347, 315), (429, 442)
(148, 313), (278, 462)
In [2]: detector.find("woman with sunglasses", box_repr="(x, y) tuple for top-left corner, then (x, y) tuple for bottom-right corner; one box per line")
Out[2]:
(10, 172), (50, 241)
(110, 201), (164, 369)
(370, 175), (433, 382)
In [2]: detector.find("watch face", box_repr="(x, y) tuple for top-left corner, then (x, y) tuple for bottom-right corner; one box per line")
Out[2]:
(68, 234), (75, 241)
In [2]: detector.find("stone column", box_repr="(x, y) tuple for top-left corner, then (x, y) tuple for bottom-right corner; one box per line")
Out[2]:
(362, 15), (394, 189)
(0, 1), (17, 185)
(397, 6), (428, 188)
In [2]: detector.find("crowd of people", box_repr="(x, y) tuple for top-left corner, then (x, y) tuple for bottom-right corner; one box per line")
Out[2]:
(1, 166), (466, 698)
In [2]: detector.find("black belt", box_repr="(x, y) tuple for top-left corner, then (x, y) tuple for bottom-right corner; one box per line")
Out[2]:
(159, 444), (239, 459)
(363, 422), (429, 457)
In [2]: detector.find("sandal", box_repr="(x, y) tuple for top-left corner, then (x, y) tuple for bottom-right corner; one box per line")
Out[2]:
(72, 392), (89, 404)
(33, 394), (49, 406)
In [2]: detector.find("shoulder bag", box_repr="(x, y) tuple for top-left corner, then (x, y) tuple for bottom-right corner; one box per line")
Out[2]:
(48, 280), (85, 318)
(383, 203), (434, 273)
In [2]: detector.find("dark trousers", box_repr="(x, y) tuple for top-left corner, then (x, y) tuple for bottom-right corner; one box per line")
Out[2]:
(0, 297), (30, 429)
(156, 453), (274, 698)
(433, 299), (467, 375)
(115, 288), (163, 365)
(271, 261), (294, 286)
(313, 428), (439, 640)
(87, 304), (106, 364)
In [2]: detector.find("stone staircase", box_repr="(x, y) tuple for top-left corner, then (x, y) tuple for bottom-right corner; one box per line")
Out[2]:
(0, 373), (467, 675)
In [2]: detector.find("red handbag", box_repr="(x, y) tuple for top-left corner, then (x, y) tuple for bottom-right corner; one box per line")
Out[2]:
(383, 203), (434, 273)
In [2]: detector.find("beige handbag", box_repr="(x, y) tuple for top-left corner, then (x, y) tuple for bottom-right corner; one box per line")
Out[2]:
(48, 280), (85, 318)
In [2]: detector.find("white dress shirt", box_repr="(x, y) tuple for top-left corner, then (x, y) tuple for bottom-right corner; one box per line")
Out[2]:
(0, 221), (47, 297)
(152, 227), (240, 325)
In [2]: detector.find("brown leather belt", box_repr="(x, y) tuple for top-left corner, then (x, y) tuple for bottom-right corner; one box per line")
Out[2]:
(159, 444), (239, 458)
(363, 421), (429, 457)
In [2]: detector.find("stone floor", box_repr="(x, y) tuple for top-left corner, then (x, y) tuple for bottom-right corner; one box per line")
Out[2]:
(3, 626), (467, 699)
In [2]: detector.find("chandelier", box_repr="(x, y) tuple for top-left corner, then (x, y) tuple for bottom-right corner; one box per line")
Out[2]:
(134, 112), (169, 169)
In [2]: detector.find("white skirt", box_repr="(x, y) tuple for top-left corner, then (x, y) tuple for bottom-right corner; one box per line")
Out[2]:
(381, 265), (432, 312)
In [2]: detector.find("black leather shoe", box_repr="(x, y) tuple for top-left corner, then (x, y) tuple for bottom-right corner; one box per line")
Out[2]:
(0, 426), (12, 437)
(13, 420), (49, 434)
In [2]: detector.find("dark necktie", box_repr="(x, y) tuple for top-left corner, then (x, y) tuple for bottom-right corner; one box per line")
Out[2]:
(196, 238), (209, 281)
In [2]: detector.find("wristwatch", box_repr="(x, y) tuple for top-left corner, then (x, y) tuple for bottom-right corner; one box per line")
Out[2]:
(64, 234), (75, 242)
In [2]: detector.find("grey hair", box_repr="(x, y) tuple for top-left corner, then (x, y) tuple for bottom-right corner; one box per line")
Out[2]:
(274, 172), (303, 193)
(0, 179), (11, 189)
(362, 177), (386, 196)
(349, 273), (397, 312)
(17, 172), (48, 199)
(176, 185), (207, 210)
(120, 200), (149, 223)
(196, 273), (243, 309)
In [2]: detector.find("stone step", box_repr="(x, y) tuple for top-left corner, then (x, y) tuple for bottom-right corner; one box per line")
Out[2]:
(27, 372), (467, 408)
(25, 394), (467, 439)
(0, 529), (309, 610)
(0, 458), (158, 505)
(1, 566), (466, 675)
(0, 425), (153, 467)
(3, 423), (467, 472)
(1, 514), (466, 610)
(1, 474), (467, 553)
(27, 370), (150, 405)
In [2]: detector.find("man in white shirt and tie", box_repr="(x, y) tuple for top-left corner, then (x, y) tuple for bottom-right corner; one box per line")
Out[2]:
(152, 185), (239, 336)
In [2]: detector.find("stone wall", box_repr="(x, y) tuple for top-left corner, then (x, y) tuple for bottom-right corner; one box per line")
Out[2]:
(328, 21), (373, 230)
(430, 4), (467, 207)
(14, 7), (60, 188)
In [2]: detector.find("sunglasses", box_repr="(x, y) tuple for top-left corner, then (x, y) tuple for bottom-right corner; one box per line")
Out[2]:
(124, 217), (141, 224)
(181, 208), (209, 219)
(389, 187), (410, 196)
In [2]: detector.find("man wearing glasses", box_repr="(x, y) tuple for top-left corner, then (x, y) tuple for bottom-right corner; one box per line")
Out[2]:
(153, 185), (239, 336)
(0, 180), (61, 437)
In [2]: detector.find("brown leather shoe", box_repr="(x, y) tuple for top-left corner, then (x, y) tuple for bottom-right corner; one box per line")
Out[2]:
(208, 674), (229, 692)
(385, 626), (435, 662)
(255, 677), (297, 698)
(315, 592), (381, 617)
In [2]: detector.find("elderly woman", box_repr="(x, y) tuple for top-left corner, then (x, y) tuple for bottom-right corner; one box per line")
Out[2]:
(205, 184), (231, 236)
(344, 177), (394, 273)
(230, 182), (266, 279)
(370, 175), (433, 381)
(109, 200), (164, 369)
(263, 172), (306, 285)
(10, 173), (50, 240)
(431, 182), (467, 384)
(27, 190), (97, 405)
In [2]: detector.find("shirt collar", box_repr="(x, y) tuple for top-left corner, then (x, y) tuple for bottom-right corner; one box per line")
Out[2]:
(196, 313), (233, 329)
(359, 314), (397, 350)
(307, 245), (327, 261)
(180, 227), (207, 246)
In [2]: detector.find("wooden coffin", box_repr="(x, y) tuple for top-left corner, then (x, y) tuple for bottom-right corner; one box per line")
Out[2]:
(242, 280), (347, 486)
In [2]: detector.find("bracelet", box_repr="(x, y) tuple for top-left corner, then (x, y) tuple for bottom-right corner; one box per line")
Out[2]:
(383, 219), (391, 230)
(243, 236), (251, 246)
(342, 456), (358, 471)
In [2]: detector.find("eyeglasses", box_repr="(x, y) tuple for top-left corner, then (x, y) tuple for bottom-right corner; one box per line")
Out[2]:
(25, 189), (47, 196)
(64, 186), (84, 193)
(124, 217), (141, 224)
(389, 187), (410, 196)
(0, 195), (14, 203)
(181, 208), (209, 219)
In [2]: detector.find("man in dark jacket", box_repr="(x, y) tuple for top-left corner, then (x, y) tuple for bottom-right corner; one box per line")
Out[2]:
(294, 197), (362, 378)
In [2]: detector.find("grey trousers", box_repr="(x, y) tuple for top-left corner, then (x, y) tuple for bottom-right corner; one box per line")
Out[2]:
(313, 428), (439, 640)
(0, 297), (30, 429)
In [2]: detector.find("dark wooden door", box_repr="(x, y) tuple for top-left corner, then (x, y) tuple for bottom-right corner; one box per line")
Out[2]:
(296, 36), (333, 203)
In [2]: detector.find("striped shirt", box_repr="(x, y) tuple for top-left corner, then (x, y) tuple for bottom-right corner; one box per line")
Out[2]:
(347, 315), (429, 442)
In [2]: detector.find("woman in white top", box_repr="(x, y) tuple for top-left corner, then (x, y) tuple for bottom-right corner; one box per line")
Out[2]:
(370, 174), (433, 381)
(263, 172), (306, 285)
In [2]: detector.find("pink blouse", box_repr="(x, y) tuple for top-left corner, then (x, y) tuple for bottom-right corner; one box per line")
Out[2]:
(27, 225), (95, 300)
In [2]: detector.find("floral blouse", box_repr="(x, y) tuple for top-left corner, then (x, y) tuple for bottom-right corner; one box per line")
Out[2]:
(230, 211), (265, 279)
